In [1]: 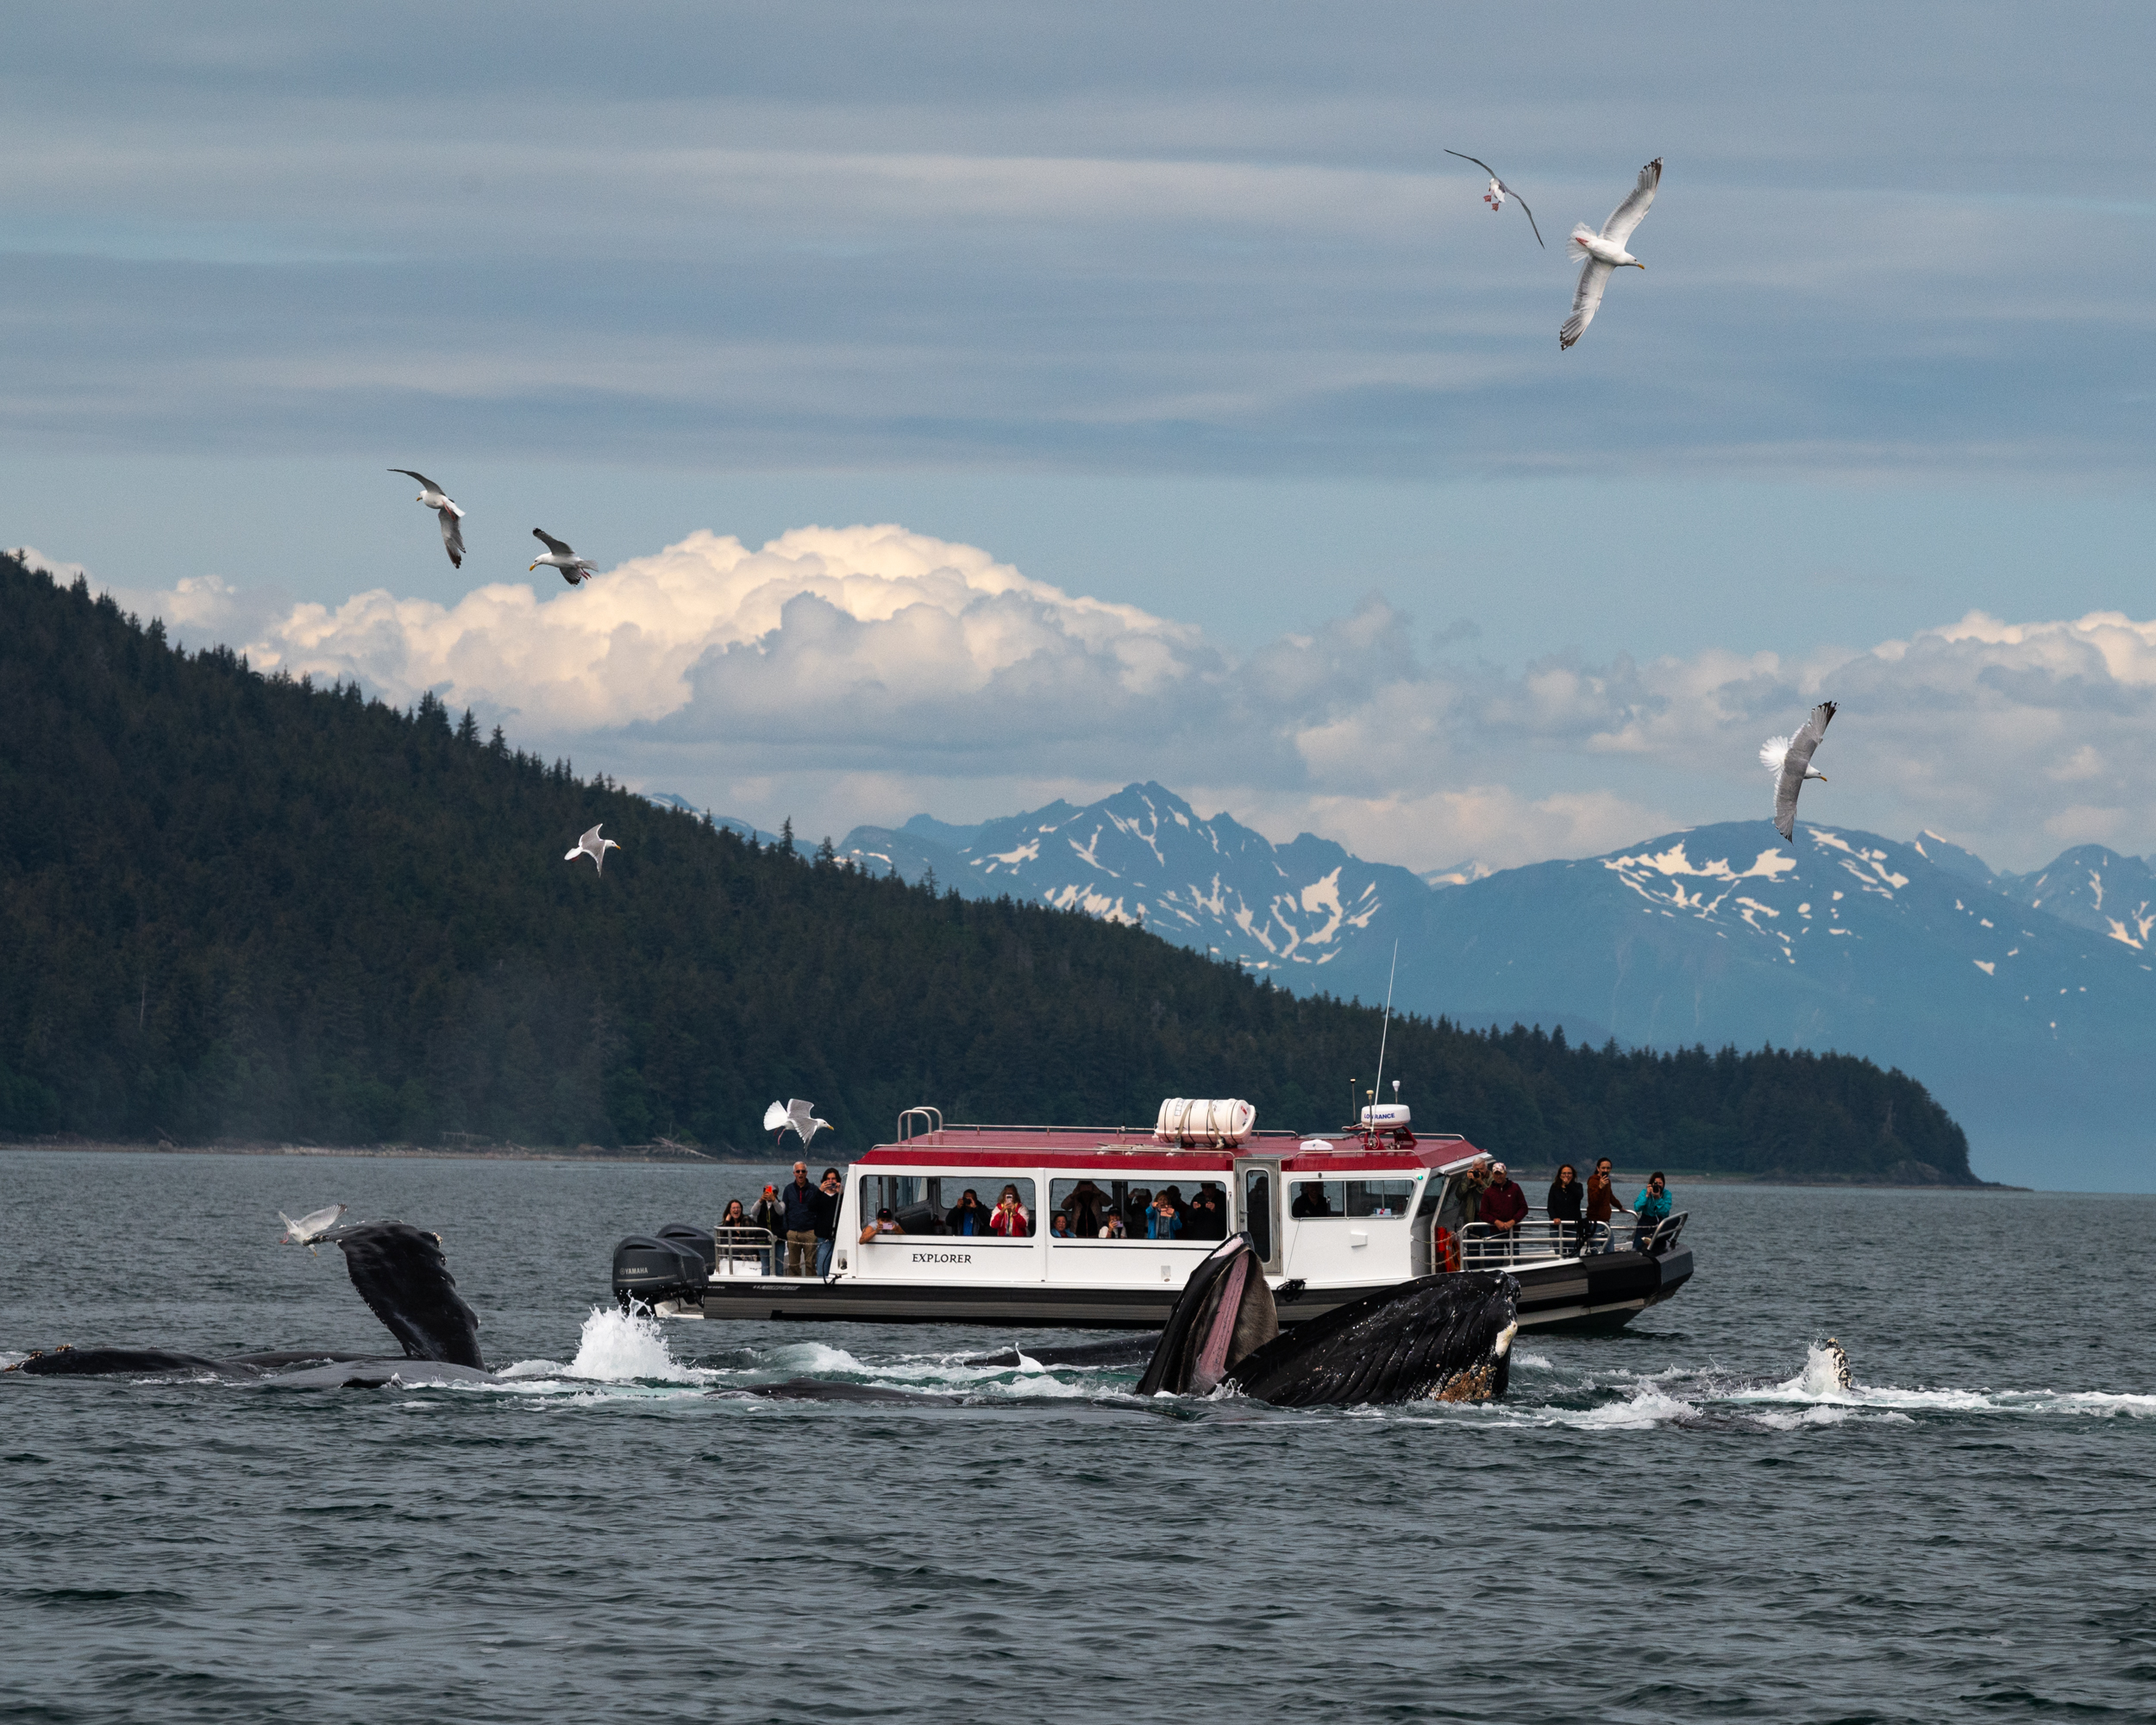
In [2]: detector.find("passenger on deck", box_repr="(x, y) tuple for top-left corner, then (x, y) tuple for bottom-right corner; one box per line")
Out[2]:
(780, 1162), (820, 1276)
(1546, 1164), (1583, 1253)
(1146, 1192), (1183, 1239)
(1633, 1172), (1672, 1252)
(1050, 1213), (1074, 1239)
(1457, 1164), (1490, 1226)
(1291, 1182), (1333, 1219)
(990, 1184), (1031, 1237)
(1098, 1213), (1127, 1239)
(1125, 1189), (1154, 1234)
(815, 1168), (843, 1276)
(947, 1189), (991, 1236)
(1186, 1182), (1226, 1239)
(1584, 1158), (1622, 1253)
(721, 1198), (748, 1228)
(1479, 1163), (1530, 1245)
(751, 1183), (785, 1274)
(859, 1207), (903, 1244)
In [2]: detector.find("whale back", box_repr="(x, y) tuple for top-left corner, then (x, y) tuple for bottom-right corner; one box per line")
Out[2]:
(331, 1221), (485, 1370)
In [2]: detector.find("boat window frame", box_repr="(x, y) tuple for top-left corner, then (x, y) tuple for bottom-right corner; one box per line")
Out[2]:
(1044, 1174), (1230, 1245)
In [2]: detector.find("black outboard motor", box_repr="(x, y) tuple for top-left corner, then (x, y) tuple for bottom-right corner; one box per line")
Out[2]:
(612, 1233), (708, 1312)
(655, 1221), (718, 1278)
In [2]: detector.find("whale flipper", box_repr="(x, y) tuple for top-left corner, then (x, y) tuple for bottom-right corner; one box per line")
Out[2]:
(1138, 1233), (1520, 1407)
(326, 1221), (485, 1370)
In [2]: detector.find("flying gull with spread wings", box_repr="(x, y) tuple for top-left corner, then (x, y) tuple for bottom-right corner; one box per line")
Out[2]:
(531, 529), (598, 586)
(1443, 150), (1544, 248)
(1560, 157), (1662, 349)
(565, 823), (620, 874)
(278, 1203), (348, 1252)
(1762, 701), (1837, 841)
(389, 470), (466, 568)
(763, 1099), (831, 1146)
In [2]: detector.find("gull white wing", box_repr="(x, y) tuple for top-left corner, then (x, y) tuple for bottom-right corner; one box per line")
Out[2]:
(279, 1202), (347, 1247)
(533, 528), (574, 556)
(390, 468), (442, 493)
(762, 1101), (791, 1132)
(1561, 255), (1614, 349)
(1771, 700), (1837, 839)
(438, 510), (465, 568)
(1601, 157), (1663, 246)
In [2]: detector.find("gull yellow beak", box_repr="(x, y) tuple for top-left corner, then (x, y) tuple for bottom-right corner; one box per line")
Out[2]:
(529, 561), (539, 570)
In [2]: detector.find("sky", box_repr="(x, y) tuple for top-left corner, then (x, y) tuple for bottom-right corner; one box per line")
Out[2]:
(6, 1), (2156, 875)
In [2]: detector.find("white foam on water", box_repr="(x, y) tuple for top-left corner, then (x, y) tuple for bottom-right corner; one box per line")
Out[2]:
(1715, 1343), (2156, 1422)
(495, 1307), (709, 1386)
(1514, 1351), (1554, 1371)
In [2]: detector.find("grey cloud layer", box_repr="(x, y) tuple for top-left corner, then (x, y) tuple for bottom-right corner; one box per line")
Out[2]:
(5, 3), (2155, 476)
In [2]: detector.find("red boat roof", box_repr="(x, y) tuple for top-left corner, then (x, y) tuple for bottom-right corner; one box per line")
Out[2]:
(857, 1125), (1489, 1176)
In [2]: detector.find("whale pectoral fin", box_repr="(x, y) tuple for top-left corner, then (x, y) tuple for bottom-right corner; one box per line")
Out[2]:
(331, 1221), (486, 1370)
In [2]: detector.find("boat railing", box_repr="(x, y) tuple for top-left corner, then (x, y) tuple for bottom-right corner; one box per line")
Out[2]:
(1455, 1208), (1688, 1267)
(711, 1226), (776, 1275)
(1457, 1218), (1602, 1267)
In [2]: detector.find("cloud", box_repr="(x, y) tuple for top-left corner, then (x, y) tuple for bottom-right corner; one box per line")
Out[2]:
(102, 528), (2156, 875)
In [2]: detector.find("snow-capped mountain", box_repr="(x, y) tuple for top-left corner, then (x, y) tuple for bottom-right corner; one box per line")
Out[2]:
(2006, 845), (2156, 953)
(843, 783), (1432, 990)
(833, 786), (2156, 1187)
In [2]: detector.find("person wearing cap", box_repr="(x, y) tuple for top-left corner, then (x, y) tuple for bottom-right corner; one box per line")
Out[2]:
(1583, 1158), (1623, 1254)
(814, 1167), (843, 1275)
(859, 1207), (902, 1244)
(1478, 1161), (1530, 1258)
(750, 1182), (786, 1275)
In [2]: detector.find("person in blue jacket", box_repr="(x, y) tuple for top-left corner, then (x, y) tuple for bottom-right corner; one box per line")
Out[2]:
(1146, 1192), (1183, 1240)
(1632, 1171), (1672, 1252)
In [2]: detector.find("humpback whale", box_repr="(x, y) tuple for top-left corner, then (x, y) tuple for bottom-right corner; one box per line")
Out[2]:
(1137, 1234), (1520, 1406)
(7, 1220), (486, 1378)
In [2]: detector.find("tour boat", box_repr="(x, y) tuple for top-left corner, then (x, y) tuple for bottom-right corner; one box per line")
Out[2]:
(614, 1098), (1693, 1334)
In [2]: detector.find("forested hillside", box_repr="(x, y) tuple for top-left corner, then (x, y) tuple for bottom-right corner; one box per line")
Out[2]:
(0, 555), (1974, 1181)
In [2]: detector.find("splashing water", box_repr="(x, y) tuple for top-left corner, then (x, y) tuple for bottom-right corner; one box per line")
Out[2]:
(540, 1306), (705, 1383)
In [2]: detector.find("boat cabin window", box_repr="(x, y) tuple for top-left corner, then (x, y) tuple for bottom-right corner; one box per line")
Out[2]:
(1244, 1169), (1274, 1264)
(1047, 1177), (1229, 1241)
(857, 1175), (1037, 1238)
(1288, 1178), (1418, 1220)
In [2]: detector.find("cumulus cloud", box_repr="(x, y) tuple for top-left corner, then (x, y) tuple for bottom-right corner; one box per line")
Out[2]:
(100, 527), (2156, 875)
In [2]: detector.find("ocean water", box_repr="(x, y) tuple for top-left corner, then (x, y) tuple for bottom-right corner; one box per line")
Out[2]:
(3, 1150), (2152, 1724)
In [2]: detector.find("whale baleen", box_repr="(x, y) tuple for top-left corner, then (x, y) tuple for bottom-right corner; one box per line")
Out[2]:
(1137, 1233), (1520, 1406)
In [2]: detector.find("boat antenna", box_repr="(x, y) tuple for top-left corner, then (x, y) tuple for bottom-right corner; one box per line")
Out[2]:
(1369, 939), (1400, 1138)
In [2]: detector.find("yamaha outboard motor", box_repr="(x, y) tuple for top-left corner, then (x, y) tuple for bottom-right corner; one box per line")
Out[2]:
(612, 1233), (708, 1311)
(655, 1221), (718, 1278)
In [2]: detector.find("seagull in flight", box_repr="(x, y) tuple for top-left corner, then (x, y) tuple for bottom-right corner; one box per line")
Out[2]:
(389, 471), (465, 568)
(278, 1203), (348, 1252)
(1762, 701), (1837, 841)
(763, 1099), (831, 1146)
(565, 823), (620, 874)
(1443, 151), (1544, 247)
(1560, 157), (1662, 349)
(531, 529), (598, 586)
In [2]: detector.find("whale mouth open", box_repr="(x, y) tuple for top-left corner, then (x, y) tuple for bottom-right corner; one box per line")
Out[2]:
(1137, 1233), (1520, 1408)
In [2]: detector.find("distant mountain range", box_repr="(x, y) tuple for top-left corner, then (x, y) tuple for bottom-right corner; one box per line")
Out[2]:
(825, 784), (2156, 1190)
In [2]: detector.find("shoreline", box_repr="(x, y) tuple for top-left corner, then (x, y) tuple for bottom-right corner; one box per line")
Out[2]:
(0, 1138), (2028, 1189)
